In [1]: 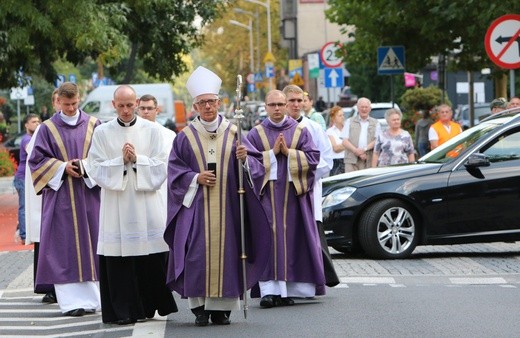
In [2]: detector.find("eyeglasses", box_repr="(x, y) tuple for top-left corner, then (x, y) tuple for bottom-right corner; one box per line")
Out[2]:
(196, 99), (218, 106)
(266, 102), (286, 107)
(138, 106), (156, 111)
(288, 98), (303, 103)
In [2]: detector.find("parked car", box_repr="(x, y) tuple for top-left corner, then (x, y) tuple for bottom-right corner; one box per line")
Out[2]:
(2, 132), (24, 165)
(322, 109), (520, 259)
(351, 102), (401, 130)
(337, 86), (358, 108)
(455, 102), (491, 130)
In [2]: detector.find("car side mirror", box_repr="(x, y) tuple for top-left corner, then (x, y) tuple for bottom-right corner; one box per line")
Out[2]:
(464, 153), (490, 168)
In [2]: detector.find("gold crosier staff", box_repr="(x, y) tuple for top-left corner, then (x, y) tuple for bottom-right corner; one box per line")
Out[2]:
(233, 75), (248, 319)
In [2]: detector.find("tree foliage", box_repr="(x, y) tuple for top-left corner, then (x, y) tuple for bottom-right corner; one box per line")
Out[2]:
(0, 0), (225, 88)
(0, 0), (127, 87)
(107, 0), (226, 83)
(326, 1), (520, 99)
(198, 0), (285, 97)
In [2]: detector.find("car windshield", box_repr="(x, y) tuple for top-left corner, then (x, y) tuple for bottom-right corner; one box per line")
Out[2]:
(419, 121), (503, 163)
(370, 108), (388, 119)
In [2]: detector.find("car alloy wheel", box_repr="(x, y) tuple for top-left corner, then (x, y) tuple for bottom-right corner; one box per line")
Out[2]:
(359, 199), (418, 259)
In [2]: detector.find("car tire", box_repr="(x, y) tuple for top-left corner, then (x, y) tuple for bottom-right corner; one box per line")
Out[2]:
(358, 199), (418, 259)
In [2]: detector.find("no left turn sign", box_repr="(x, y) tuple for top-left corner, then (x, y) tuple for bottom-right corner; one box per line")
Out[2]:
(484, 14), (520, 69)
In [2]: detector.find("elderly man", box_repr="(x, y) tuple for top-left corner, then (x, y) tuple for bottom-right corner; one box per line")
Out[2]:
(429, 104), (462, 150)
(164, 66), (270, 326)
(247, 89), (326, 308)
(87, 85), (177, 325)
(341, 97), (381, 172)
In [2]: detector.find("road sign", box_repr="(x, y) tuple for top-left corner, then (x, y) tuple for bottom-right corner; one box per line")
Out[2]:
(291, 73), (304, 86)
(324, 68), (344, 88)
(246, 73), (255, 84)
(485, 14), (520, 69)
(320, 42), (343, 68)
(247, 83), (256, 93)
(10, 87), (28, 100)
(377, 46), (405, 75)
(265, 62), (274, 78)
(254, 72), (263, 82)
(69, 73), (77, 83)
(308, 53), (320, 78)
(55, 74), (66, 88)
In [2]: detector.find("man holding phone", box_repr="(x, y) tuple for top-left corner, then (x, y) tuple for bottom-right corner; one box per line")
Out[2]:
(164, 66), (270, 327)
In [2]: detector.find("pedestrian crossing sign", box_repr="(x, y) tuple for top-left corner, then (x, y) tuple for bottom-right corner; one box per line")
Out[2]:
(377, 46), (405, 75)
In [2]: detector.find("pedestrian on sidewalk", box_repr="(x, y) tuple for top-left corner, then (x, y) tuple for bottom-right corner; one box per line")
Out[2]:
(13, 113), (41, 245)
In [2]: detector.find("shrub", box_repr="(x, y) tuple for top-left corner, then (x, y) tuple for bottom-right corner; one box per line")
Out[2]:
(0, 148), (17, 177)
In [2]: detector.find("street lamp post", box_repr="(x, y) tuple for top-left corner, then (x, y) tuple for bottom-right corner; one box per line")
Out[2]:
(229, 19), (254, 75)
(234, 8), (260, 74)
(230, 18), (254, 97)
(244, 0), (273, 90)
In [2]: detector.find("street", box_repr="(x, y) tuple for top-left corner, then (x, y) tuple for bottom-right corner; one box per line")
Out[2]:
(1, 179), (520, 337)
(2, 242), (520, 337)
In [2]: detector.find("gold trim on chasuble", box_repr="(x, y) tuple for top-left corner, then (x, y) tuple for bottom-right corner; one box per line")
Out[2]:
(184, 120), (235, 297)
(43, 118), (98, 282)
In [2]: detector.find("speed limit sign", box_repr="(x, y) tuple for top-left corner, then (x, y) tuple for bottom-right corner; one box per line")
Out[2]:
(320, 42), (343, 68)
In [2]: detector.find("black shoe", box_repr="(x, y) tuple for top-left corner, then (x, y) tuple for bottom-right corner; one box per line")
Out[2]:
(195, 313), (210, 326)
(64, 308), (86, 317)
(116, 318), (137, 325)
(211, 311), (231, 325)
(280, 297), (295, 306)
(42, 292), (57, 304)
(260, 295), (278, 308)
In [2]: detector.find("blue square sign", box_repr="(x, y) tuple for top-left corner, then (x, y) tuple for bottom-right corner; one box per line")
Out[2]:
(377, 46), (405, 75)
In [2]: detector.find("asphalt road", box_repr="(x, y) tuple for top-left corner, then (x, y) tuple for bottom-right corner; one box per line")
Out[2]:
(2, 178), (520, 337)
(2, 243), (520, 337)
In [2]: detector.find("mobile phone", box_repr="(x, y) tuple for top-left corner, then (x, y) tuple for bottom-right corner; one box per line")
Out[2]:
(207, 162), (217, 177)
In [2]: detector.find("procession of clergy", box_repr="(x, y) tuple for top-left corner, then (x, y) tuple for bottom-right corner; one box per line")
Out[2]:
(25, 66), (337, 327)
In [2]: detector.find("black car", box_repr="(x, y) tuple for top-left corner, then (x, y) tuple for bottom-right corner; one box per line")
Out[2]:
(322, 109), (520, 259)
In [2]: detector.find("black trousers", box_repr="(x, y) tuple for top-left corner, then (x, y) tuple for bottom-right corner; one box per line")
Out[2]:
(98, 252), (178, 323)
(317, 221), (340, 287)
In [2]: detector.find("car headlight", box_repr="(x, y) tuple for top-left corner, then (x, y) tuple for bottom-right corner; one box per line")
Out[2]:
(322, 186), (357, 209)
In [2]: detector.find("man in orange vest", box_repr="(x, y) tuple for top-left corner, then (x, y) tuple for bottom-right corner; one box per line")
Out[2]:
(428, 104), (462, 150)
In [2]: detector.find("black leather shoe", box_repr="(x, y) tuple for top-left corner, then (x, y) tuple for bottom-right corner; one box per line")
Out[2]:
(260, 295), (278, 308)
(211, 311), (231, 325)
(195, 313), (210, 326)
(64, 308), (86, 317)
(116, 318), (137, 325)
(42, 292), (57, 304)
(280, 297), (295, 306)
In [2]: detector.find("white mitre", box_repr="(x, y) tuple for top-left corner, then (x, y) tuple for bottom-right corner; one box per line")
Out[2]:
(186, 66), (222, 99)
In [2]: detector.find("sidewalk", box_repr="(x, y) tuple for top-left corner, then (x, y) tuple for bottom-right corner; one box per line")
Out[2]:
(0, 176), (33, 253)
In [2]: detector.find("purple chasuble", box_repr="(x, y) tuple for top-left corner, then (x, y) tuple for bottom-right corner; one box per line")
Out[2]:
(28, 111), (101, 287)
(164, 116), (271, 298)
(247, 117), (326, 296)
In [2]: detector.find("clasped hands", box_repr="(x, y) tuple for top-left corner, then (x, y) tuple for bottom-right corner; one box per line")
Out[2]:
(273, 133), (289, 156)
(123, 142), (137, 164)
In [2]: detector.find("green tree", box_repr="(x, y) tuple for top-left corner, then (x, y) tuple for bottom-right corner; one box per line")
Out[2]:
(326, 1), (520, 98)
(0, 1), (226, 88)
(0, 1), (127, 88)
(108, 0), (227, 84)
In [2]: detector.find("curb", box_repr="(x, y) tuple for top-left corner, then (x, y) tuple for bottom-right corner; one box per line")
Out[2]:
(0, 176), (15, 195)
